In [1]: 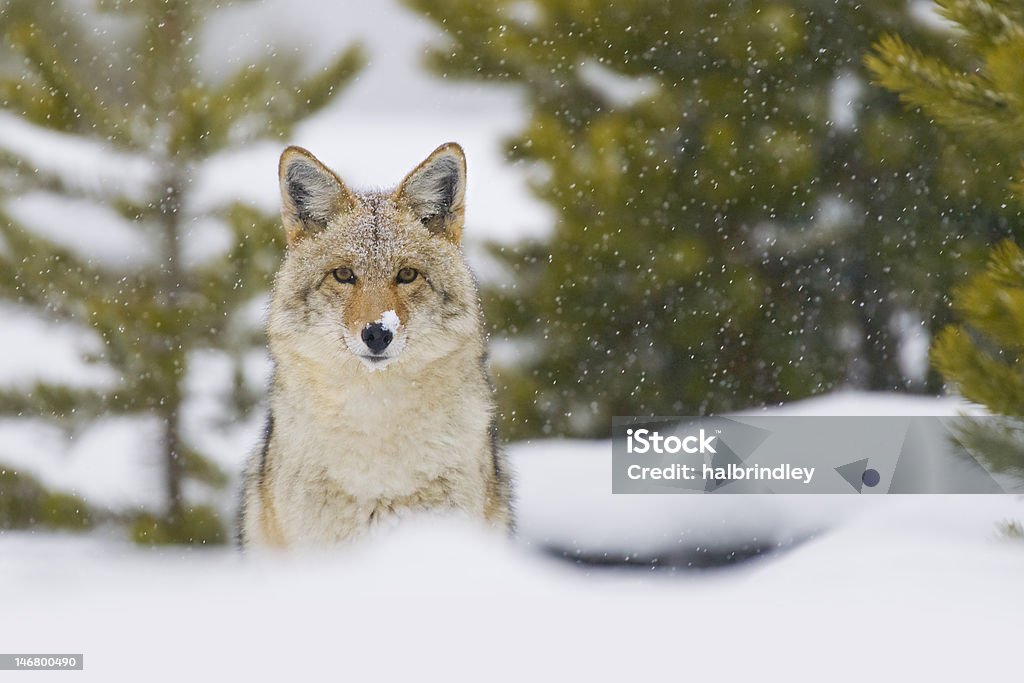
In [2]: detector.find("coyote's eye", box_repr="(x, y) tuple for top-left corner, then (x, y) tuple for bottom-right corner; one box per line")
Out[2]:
(332, 267), (356, 284)
(396, 267), (418, 284)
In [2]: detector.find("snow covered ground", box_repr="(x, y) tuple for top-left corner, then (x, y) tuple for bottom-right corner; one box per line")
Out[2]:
(1, 391), (1022, 681)
(1, 493), (1021, 682)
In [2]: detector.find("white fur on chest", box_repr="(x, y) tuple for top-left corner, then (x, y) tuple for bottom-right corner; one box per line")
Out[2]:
(271, 356), (491, 502)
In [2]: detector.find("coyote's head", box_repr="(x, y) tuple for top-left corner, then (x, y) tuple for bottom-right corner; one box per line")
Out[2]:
(267, 143), (481, 373)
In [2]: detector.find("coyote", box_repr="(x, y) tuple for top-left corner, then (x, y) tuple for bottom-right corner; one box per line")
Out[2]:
(240, 143), (513, 548)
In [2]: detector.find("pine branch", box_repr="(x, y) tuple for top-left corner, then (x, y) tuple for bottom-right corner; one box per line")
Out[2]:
(0, 152), (138, 205)
(226, 357), (266, 418)
(258, 45), (366, 139)
(408, 0), (548, 81)
(0, 228), (94, 321)
(932, 326), (1024, 415)
(866, 35), (1020, 145)
(0, 77), (74, 132)
(168, 43), (364, 157)
(0, 382), (134, 425)
(0, 215), (192, 414)
(188, 204), (281, 344)
(179, 445), (230, 489)
(936, 0), (1024, 49)
(0, 214), (174, 384)
(3, 21), (130, 144)
(948, 242), (1024, 351)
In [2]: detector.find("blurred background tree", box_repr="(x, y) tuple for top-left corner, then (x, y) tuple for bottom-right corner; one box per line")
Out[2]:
(0, 0), (363, 541)
(409, 0), (1017, 439)
(869, 0), (1024, 476)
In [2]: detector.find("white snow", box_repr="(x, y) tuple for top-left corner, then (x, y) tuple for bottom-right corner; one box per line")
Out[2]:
(910, 0), (960, 31)
(577, 60), (659, 107)
(378, 309), (401, 333)
(0, 111), (156, 204)
(0, 501), (1021, 681)
(178, 216), (235, 269)
(0, 415), (164, 509)
(4, 191), (156, 268)
(828, 71), (863, 132)
(0, 381), (1020, 680)
(0, 305), (115, 391)
(745, 390), (984, 416)
(894, 310), (932, 385)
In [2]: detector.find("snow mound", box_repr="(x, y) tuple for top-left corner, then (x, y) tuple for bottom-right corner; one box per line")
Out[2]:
(0, 505), (1022, 681)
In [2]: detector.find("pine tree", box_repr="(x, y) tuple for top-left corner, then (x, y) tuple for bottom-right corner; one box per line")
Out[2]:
(408, 0), (1003, 439)
(0, 0), (363, 541)
(869, 0), (1024, 472)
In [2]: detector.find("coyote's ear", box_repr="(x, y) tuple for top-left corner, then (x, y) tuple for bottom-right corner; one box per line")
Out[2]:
(394, 142), (466, 241)
(278, 146), (355, 245)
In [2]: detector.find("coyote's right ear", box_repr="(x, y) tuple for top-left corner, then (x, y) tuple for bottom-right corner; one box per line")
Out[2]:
(278, 146), (355, 245)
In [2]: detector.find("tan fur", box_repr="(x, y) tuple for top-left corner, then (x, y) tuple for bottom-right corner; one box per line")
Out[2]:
(240, 143), (513, 549)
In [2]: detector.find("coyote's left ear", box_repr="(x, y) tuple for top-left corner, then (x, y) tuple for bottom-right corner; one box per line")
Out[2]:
(394, 142), (466, 241)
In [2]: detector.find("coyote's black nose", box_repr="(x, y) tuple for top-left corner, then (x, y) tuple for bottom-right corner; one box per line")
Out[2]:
(361, 322), (393, 354)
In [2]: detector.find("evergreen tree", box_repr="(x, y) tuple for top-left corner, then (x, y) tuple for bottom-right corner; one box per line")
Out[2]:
(869, 0), (1024, 474)
(409, 0), (1002, 439)
(0, 0), (363, 541)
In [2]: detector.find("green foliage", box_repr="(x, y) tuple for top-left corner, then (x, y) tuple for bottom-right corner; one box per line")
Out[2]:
(871, 2), (1024, 404)
(949, 414), (1024, 476)
(999, 519), (1024, 539)
(0, 468), (93, 531)
(0, 0), (362, 540)
(40, 491), (95, 530)
(867, 0), (1024, 164)
(932, 241), (1024, 416)
(870, 1), (1024, 481)
(130, 505), (225, 546)
(410, 0), (1004, 439)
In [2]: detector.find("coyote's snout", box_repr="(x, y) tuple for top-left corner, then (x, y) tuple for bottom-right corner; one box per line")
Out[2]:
(240, 142), (513, 548)
(336, 270), (410, 370)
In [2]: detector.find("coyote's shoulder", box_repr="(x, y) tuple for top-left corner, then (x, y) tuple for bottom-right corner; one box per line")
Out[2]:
(240, 143), (512, 548)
